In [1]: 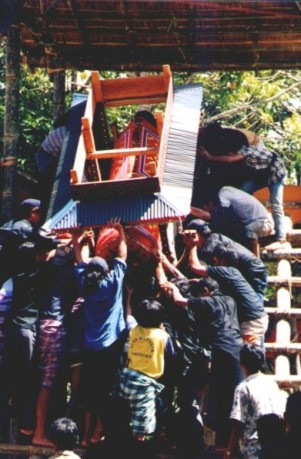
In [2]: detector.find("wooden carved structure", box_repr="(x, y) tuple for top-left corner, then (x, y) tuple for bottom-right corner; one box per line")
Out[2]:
(70, 65), (173, 200)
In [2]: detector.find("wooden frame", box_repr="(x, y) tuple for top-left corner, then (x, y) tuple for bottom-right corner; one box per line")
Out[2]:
(70, 65), (173, 200)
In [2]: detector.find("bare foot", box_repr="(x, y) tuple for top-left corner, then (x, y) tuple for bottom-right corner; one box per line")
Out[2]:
(265, 240), (289, 251)
(19, 429), (33, 436)
(32, 435), (53, 447)
(90, 435), (105, 444)
(81, 438), (90, 448)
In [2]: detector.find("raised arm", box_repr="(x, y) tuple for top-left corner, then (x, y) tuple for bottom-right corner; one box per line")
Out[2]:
(198, 146), (244, 163)
(183, 232), (209, 277)
(72, 229), (94, 264)
(190, 206), (212, 220)
(109, 218), (127, 261)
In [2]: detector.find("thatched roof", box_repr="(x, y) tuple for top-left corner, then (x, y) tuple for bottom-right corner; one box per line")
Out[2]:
(10, 1), (301, 72)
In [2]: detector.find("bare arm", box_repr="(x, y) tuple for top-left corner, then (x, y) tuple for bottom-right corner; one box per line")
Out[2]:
(198, 146), (244, 164)
(188, 246), (209, 277)
(190, 206), (211, 220)
(71, 229), (94, 264)
(111, 219), (127, 261)
(223, 419), (243, 459)
(160, 252), (185, 279)
(160, 282), (188, 307)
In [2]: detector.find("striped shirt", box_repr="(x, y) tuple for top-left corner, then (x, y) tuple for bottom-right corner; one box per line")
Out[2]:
(41, 126), (67, 158)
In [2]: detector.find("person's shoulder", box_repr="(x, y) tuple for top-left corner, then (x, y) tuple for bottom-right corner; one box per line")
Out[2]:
(113, 258), (127, 268)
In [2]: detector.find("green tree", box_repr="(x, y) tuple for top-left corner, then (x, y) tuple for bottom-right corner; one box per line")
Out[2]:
(1, 48), (301, 182)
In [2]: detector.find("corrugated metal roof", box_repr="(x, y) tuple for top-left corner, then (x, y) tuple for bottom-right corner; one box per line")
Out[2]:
(43, 194), (183, 231)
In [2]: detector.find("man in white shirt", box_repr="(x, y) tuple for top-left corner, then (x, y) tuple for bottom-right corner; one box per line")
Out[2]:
(190, 186), (274, 257)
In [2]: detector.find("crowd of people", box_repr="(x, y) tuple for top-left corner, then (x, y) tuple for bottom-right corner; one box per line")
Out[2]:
(0, 121), (297, 459)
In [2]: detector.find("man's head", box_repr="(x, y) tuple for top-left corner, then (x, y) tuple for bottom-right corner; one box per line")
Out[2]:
(185, 218), (212, 247)
(240, 343), (265, 375)
(134, 298), (166, 328)
(49, 417), (79, 451)
(190, 276), (220, 297)
(87, 256), (109, 276)
(20, 198), (41, 225)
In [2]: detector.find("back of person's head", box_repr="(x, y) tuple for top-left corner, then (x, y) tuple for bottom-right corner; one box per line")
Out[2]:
(19, 198), (41, 219)
(190, 276), (220, 297)
(170, 277), (191, 297)
(223, 128), (248, 153)
(83, 256), (109, 294)
(240, 343), (265, 373)
(134, 110), (156, 127)
(49, 417), (79, 450)
(134, 297), (166, 328)
(285, 390), (301, 433)
(212, 244), (238, 265)
(201, 122), (229, 155)
(199, 188), (221, 208)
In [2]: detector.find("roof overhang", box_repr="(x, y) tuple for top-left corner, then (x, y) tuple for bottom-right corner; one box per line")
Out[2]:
(3, 1), (301, 72)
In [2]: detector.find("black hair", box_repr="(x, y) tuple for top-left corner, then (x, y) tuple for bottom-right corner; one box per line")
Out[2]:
(285, 390), (301, 432)
(199, 188), (221, 207)
(223, 128), (248, 153)
(134, 110), (157, 127)
(190, 277), (220, 297)
(48, 417), (79, 450)
(170, 277), (191, 297)
(133, 297), (166, 328)
(212, 244), (238, 265)
(200, 123), (248, 156)
(240, 343), (265, 373)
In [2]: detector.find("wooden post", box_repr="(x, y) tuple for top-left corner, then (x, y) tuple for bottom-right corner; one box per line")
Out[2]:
(1, 25), (20, 224)
(52, 56), (66, 126)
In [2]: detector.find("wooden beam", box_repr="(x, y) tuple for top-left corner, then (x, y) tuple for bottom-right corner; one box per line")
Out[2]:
(265, 308), (301, 317)
(155, 110), (164, 140)
(268, 276), (301, 286)
(100, 75), (169, 106)
(81, 117), (95, 154)
(91, 71), (103, 103)
(86, 146), (158, 160)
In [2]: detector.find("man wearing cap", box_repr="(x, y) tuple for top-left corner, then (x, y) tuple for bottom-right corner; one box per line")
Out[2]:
(180, 218), (268, 303)
(1, 198), (41, 240)
(0, 236), (58, 441)
(0, 199), (44, 288)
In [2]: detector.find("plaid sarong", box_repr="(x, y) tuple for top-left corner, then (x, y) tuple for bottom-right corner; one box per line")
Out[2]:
(39, 319), (66, 388)
(119, 367), (164, 435)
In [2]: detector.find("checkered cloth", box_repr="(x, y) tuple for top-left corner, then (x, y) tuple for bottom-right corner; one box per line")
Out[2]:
(239, 145), (286, 184)
(39, 319), (66, 388)
(119, 366), (164, 435)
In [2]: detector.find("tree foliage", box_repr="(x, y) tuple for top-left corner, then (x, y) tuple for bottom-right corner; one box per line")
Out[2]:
(1, 43), (301, 184)
(180, 70), (301, 184)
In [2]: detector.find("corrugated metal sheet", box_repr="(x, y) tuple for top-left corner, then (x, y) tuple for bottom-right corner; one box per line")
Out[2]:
(43, 194), (183, 231)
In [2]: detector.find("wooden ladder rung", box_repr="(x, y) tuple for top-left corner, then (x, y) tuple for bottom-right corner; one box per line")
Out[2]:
(265, 343), (301, 352)
(268, 276), (301, 286)
(261, 248), (301, 260)
(265, 308), (301, 317)
(264, 375), (301, 388)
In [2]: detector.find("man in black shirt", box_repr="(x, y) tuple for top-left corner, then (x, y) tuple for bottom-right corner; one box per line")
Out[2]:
(0, 236), (57, 441)
(162, 276), (244, 453)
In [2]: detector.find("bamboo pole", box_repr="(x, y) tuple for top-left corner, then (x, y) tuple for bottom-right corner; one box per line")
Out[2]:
(1, 25), (20, 224)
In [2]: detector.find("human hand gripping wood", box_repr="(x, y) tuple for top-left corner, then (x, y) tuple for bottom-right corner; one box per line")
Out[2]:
(197, 146), (211, 159)
(183, 231), (198, 249)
